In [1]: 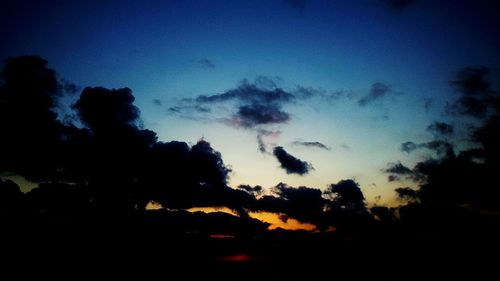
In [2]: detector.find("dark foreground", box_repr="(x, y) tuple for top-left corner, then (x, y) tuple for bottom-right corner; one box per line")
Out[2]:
(2, 209), (498, 279)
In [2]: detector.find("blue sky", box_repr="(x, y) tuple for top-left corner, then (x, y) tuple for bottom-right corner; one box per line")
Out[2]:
(2, 0), (499, 204)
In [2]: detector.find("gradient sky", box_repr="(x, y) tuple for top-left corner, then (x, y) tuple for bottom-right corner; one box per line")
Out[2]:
(2, 0), (499, 205)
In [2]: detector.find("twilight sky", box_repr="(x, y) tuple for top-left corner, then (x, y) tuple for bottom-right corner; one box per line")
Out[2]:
(2, 0), (499, 205)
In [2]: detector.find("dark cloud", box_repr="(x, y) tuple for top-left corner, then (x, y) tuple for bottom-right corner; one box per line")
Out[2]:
(325, 179), (366, 213)
(401, 141), (418, 153)
(153, 99), (161, 106)
(230, 103), (290, 129)
(194, 79), (294, 105)
(73, 87), (140, 132)
(448, 67), (496, 118)
(381, 0), (418, 11)
(384, 162), (413, 182)
(273, 146), (312, 175)
(385, 162), (412, 175)
(237, 184), (263, 195)
(400, 140), (454, 157)
(173, 77), (333, 132)
(291, 141), (330, 150)
(255, 182), (333, 229)
(387, 175), (398, 182)
(427, 121), (454, 137)
(358, 82), (391, 106)
(450, 67), (491, 96)
(0, 56), (67, 181)
(391, 66), (500, 213)
(198, 58), (215, 70)
(394, 187), (419, 202)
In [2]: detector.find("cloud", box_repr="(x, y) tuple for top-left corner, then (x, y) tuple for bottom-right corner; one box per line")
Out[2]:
(394, 187), (419, 201)
(385, 162), (412, 175)
(358, 82), (391, 106)
(325, 179), (366, 212)
(256, 129), (281, 153)
(448, 67), (495, 118)
(198, 58), (215, 70)
(450, 67), (491, 96)
(229, 103), (290, 129)
(291, 141), (330, 150)
(400, 140), (454, 157)
(427, 121), (454, 137)
(237, 184), (263, 195)
(73, 87), (141, 132)
(384, 162), (413, 182)
(168, 104), (211, 114)
(390, 66), (500, 211)
(0, 56), (67, 181)
(273, 146), (312, 175)
(194, 78), (294, 105)
(401, 141), (418, 153)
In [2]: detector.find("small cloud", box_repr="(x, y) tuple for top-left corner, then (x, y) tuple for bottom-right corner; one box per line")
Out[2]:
(401, 141), (418, 153)
(400, 140), (454, 157)
(198, 58), (215, 70)
(427, 121), (454, 137)
(256, 129), (281, 153)
(384, 162), (413, 175)
(358, 82), (391, 106)
(273, 146), (313, 175)
(168, 105), (211, 114)
(229, 103), (290, 129)
(292, 140), (330, 150)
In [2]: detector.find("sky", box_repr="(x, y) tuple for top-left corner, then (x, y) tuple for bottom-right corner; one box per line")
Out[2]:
(2, 0), (500, 205)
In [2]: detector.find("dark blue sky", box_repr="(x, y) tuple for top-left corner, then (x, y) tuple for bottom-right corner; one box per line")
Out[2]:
(2, 0), (499, 203)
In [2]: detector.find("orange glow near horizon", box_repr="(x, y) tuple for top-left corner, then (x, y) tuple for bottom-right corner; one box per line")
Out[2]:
(187, 206), (239, 216)
(249, 211), (317, 231)
(148, 204), (320, 231)
(145, 201), (163, 210)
